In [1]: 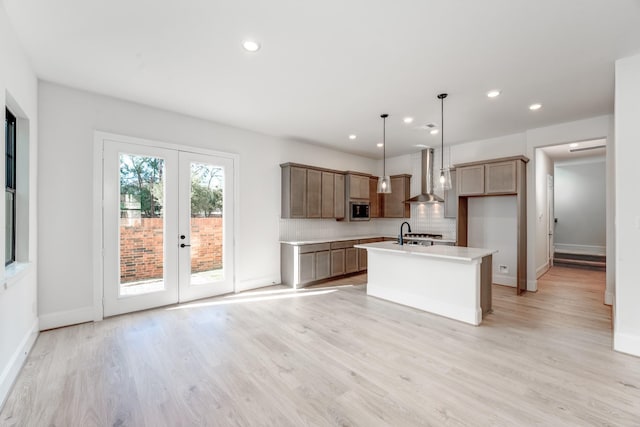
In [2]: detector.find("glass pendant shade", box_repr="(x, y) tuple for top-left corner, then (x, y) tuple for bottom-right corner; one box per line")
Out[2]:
(377, 175), (392, 193)
(377, 113), (392, 194)
(437, 168), (452, 191)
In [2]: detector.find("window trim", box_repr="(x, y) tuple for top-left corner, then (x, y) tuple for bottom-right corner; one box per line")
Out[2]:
(6, 107), (17, 266)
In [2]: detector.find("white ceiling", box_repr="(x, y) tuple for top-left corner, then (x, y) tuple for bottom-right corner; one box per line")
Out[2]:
(4, 0), (640, 158)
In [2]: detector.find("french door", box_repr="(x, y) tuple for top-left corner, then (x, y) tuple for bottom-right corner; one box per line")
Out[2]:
(103, 140), (234, 317)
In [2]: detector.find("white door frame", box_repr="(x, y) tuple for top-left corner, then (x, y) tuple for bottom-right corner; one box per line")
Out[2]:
(92, 131), (240, 321)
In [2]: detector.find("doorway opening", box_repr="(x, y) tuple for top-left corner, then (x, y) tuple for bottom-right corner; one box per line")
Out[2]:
(535, 138), (609, 302)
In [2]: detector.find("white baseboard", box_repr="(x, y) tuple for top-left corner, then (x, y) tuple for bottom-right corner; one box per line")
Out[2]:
(555, 243), (606, 256)
(493, 274), (516, 287)
(527, 279), (538, 292)
(605, 290), (614, 306)
(614, 332), (640, 358)
(39, 306), (94, 331)
(236, 275), (281, 293)
(536, 262), (550, 278)
(0, 318), (38, 409)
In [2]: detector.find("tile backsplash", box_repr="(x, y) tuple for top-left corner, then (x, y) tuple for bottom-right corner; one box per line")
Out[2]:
(279, 203), (456, 242)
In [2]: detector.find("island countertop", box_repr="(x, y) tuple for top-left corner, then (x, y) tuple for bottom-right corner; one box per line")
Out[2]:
(280, 235), (456, 245)
(354, 241), (496, 262)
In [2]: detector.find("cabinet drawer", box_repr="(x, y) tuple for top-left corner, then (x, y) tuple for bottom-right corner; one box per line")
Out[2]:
(358, 237), (383, 244)
(331, 240), (358, 249)
(299, 243), (331, 253)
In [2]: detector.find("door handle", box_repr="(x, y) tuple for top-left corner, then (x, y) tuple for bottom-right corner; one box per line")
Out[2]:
(180, 243), (191, 248)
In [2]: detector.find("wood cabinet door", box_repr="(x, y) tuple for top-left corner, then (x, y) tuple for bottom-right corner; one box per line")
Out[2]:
(369, 177), (380, 218)
(334, 173), (345, 219)
(315, 250), (331, 280)
(444, 169), (458, 218)
(306, 169), (322, 218)
(349, 174), (369, 199)
(289, 167), (307, 218)
(345, 247), (358, 273)
(383, 176), (410, 218)
(485, 161), (517, 194)
(359, 176), (370, 200)
(330, 249), (345, 276)
(457, 165), (485, 196)
(358, 248), (368, 271)
(298, 252), (315, 284)
(321, 172), (335, 218)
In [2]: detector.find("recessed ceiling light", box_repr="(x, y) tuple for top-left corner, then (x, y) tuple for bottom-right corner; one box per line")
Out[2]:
(415, 144), (429, 148)
(242, 40), (261, 52)
(377, 143), (384, 148)
(487, 90), (501, 98)
(403, 117), (414, 124)
(569, 143), (578, 148)
(348, 134), (357, 140)
(529, 103), (542, 111)
(430, 129), (439, 135)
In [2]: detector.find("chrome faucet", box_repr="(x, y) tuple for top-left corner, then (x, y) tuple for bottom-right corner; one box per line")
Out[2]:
(398, 221), (412, 245)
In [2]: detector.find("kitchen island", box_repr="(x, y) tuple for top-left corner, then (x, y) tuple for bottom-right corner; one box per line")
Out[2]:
(354, 241), (496, 326)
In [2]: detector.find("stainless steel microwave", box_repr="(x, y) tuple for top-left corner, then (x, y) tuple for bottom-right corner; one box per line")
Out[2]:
(350, 201), (370, 221)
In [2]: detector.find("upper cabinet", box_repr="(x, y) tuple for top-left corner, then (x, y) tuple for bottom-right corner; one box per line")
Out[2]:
(347, 173), (370, 200)
(281, 165), (307, 218)
(457, 165), (485, 196)
(281, 163), (346, 219)
(382, 174), (411, 218)
(485, 161), (517, 194)
(444, 168), (457, 218)
(456, 157), (526, 197)
(369, 177), (381, 218)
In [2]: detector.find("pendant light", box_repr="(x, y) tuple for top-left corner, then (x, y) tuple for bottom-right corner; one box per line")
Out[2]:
(437, 93), (452, 191)
(377, 113), (392, 194)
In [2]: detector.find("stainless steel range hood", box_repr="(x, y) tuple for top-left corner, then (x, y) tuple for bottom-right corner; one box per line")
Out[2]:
(406, 148), (444, 203)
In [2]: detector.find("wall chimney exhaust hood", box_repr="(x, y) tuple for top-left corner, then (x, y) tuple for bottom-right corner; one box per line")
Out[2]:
(406, 148), (444, 203)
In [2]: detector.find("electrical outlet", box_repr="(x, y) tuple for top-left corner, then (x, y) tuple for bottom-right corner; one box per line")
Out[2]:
(499, 265), (509, 274)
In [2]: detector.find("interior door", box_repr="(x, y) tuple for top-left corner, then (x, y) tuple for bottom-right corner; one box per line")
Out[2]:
(178, 151), (234, 302)
(103, 141), (179, 317)
(103, 141), (235, 317)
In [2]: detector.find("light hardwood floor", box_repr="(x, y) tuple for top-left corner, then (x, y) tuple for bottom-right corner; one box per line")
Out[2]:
(2, 267), (640, 426)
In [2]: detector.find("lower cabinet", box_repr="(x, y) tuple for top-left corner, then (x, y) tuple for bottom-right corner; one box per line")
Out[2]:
(282, 238), (379, 287)
(330, 249), (345, 276)
(345, 247), (358, 273)
(315, 250), (331, 280)
(298, 252), (315, 283)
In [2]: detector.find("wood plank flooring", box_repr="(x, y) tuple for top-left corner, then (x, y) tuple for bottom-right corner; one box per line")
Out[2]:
(2, 267), (640, 426)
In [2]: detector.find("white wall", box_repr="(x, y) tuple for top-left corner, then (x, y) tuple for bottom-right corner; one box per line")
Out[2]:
(614, 53), (640, 357)
(37, 81), (377, 329)
(554, 158), (606, 255)
(468, 197), (518, 286)
(535, 149), (553, 277)
(0, 4), (39, 408)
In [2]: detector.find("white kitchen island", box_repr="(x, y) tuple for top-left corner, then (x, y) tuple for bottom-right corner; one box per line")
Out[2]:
(354, 241), (496, 326)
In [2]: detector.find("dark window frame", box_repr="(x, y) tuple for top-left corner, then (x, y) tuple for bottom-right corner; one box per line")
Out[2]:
(6, 108), (16, 266)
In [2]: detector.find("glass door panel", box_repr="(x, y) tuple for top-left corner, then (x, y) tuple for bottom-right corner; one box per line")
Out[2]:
(178, 152), (234, 302)
(103, 141), (179, 317)
(189, 162), (224, 285)
(119, 153), (166, 296)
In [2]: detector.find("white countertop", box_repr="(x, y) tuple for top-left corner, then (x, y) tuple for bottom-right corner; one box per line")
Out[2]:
(280, 235), (393, 245)
(280, 235), (456, 245)
(354, 241), (497, 262)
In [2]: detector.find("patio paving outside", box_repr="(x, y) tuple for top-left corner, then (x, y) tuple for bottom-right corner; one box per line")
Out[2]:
(120, 268), (224, 296)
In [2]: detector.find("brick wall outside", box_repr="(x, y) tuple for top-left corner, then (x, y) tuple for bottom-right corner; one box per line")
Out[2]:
(120, 217), (223, 283)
